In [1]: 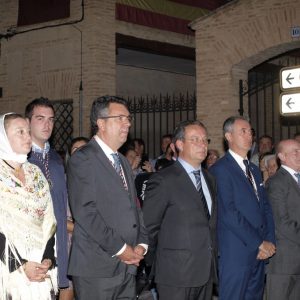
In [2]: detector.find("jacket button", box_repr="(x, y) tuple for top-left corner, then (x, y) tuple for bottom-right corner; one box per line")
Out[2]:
(133, 224), (137, 228)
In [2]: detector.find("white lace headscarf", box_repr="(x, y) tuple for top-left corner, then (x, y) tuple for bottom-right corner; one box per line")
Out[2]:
(0, 113), (28, 163)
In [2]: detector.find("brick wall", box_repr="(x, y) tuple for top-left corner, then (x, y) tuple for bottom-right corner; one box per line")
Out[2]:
(192, 0), (300, 152)
(0, 0), (116, 137)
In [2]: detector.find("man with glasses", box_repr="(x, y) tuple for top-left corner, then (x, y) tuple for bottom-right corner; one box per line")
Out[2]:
(25, 97), (69, 299)
(67, 96), (148, 299)
(210, 116), (275, 300)
(143, 120), (217, 300)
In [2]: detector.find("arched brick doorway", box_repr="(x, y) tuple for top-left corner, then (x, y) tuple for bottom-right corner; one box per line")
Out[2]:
(191, 0), (300, 152)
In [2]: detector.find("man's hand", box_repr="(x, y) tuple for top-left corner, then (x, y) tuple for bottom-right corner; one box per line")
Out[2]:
(117, 245), (143, 266)
(134, 245), (146, 256)
(257, 241), (276, 259)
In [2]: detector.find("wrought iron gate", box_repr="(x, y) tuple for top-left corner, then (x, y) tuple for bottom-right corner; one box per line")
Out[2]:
(240, 56), (300, 144)
(50, 99), (73, 152)
(127, 92), (196, 158)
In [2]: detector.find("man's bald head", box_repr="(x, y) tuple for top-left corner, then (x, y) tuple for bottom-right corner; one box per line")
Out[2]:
(276, 139), (300, 172)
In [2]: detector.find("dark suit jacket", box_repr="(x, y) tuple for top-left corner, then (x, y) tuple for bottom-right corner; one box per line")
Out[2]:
(143, 161), (217, 287)
(67, 138), (148, 278)
(266, 167), (300, 275)
(210, 152), (275, 269)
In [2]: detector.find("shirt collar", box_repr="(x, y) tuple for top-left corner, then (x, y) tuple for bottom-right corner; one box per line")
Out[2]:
(229, 149), (248, 170)
(32, 141), (50, 158)
(94, 135), (116, 163)
(177, 157), (201, 174)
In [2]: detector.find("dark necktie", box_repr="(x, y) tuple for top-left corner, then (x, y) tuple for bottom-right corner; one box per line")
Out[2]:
(193, 170), (210, 220)
(243, 160), (255, 189)
(111, 153), (128, 190)
(294, 173), (300, 188)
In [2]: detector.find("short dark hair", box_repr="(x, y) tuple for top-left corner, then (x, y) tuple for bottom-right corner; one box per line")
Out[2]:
(69, 136), (89, 154)
(25, 97), (54, 119)
(172, 120), (207, 144)
(258, 134), (273, 143)
(294, 132), (300, 138)
(3, 113), (24, 131)
(133, 138), (145, 148)
(90, 95), (129, 132)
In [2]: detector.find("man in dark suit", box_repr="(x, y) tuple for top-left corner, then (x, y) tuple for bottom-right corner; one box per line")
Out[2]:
(143, 120), (217, 300)
(210, 116), (276, 300)
(265, 139), (300, 299)
(67, 96), (148, 299)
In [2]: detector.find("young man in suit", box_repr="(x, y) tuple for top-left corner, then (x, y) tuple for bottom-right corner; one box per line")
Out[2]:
(143, 120), (217, 300)
(67, 96), (148, 299)
(265, 139), (300, 299)
(210, 116), (276, 300)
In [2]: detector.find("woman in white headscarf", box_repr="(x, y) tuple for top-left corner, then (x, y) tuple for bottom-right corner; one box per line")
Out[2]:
(0, 113), (57, 300)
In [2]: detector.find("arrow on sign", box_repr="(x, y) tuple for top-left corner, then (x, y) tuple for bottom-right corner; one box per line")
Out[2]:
(280, 66), (300, 90)
(286, 97), (295, 109)
(286, 73), (294, 85)
(280, 92), (300, 115)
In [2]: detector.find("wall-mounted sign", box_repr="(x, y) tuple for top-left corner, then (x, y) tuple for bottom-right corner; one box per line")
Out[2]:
(280, 92), (300, 116)
(280, 66), (300, 90)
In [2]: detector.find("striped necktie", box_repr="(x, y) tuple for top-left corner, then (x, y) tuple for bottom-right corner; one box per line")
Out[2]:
(294, 173), (300, 188)
(111, 153), (128, 190)
(193, 170), (210, 220)
(243, 160), (255, 189)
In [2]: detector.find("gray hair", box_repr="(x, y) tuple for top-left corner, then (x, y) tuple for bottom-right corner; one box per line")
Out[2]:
(223, 116), (249, 135)
(264, 154), (276, 168)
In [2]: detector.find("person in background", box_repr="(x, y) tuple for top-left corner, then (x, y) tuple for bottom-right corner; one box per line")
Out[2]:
(204, 149), (220, 169)
(210, 116), (275, 300)
(294, 132), (300, 143)
(69, 137), (89, 155)
(164, 143), (174, 161)
(25, 97), (69, 299)
(265, 139), (300, 299)
(248, 128), (258, 160)
(133, 138), (153, 173)
(64, 136), (90, 300)
(0, 113), (57, 299)
(251, 135), (274, 166)
(67, 96), (148, 299)
(264, 154), (279, 178)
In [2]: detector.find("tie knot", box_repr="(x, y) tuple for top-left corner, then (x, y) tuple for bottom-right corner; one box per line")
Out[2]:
(111, 153), (121, 171)
(243, 159), (250, 171)
(295, 173), (300, 179)
(193, 170), (201, 177)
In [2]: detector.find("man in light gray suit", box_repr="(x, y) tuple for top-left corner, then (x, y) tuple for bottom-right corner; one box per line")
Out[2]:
(67, 96), (148, 299)
(265, 139), (300, 300)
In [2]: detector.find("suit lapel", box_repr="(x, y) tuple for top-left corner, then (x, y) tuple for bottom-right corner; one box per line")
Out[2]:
(175, 162), (211, 219)
(279, 167), (300, 196)
(226, 152), (260, 204)
(90, 139), (132, 197)
(202, 169), (216, 219)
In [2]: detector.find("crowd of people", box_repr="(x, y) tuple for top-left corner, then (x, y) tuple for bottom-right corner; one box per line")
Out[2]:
(0, 95), (299, 300)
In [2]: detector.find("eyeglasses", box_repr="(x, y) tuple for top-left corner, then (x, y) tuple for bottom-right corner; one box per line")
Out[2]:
(100, 115), (134, 123)
(183, 137), (211, 145)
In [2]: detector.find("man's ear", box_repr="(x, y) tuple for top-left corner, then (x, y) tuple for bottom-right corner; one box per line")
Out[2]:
(224, 132), (231, 144)
(175, 140), (183, 152)
(96, 119), (105, 131)
(277, 152), (284, 163)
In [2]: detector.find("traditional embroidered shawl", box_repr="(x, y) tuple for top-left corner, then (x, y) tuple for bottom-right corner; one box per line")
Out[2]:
(0, 159), (57, 300)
